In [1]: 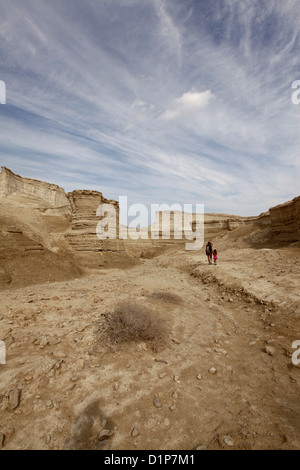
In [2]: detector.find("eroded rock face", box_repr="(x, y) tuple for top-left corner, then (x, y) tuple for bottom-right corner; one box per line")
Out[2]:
(191, 212), (271, 233)
(0, 167), (70, 211)
(0, 168), (136, 287)
(269, 196), (300, 242)
(66, 190), (129, 268)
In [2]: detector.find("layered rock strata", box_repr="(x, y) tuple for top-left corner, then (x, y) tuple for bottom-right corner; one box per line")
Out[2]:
(0, 166), (71, 217)
(66, 190), (128, 268)
(269, 196), (300, 242)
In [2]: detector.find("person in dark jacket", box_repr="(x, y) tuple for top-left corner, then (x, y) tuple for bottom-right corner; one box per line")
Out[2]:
(205, 241), (213, 264)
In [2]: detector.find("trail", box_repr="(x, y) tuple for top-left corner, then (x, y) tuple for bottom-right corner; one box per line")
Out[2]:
(0, 246), (299, 450)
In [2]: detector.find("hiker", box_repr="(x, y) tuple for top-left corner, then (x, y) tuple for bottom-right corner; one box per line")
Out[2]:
(213, 249), (218, 265)
(205, 241), (213, 264)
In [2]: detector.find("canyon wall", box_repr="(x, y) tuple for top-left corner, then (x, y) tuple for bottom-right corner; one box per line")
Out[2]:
(0, 166), (70, 213)
(0, 167), (136, 288)
(269, 196), (300, 242)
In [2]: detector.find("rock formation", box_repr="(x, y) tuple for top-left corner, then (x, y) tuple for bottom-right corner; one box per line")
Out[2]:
(66, 190), (130, 268)
(0, 166), (71, 216)
(0, 167), (135, 288)
(269, 196), (300, 242)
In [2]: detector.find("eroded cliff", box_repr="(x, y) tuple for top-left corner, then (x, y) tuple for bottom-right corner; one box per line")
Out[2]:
(269, 196), (300, 242)
(0, 167), (135, 288)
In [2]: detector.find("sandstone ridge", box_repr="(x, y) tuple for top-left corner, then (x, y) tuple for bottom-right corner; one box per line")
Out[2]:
(0, 167), (135, 288)
(269, 196), (300, 242)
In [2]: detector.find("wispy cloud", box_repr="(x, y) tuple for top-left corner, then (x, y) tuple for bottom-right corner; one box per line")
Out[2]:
(160, 89), (214, 120)
(0, 0), (299, 216)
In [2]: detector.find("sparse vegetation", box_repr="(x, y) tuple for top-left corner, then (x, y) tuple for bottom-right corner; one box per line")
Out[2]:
(148, 290), (181, 303)
(105, 300), (167, 351)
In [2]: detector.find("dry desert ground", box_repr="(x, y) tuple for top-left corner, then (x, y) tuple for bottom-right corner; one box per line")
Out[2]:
(0, 168), (299, 450)
(1, 227), (300, 450)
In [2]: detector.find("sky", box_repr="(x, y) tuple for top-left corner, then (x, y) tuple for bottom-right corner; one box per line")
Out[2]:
(0, 0), (299, 217)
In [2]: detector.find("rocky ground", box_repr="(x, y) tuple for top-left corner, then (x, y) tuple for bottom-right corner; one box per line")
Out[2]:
(0, 235), (300, 450)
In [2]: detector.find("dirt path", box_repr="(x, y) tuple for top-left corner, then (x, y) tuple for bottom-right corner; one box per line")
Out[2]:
(0, 248), (299, 450)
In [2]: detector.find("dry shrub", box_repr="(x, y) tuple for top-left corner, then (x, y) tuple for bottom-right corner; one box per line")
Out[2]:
(105, 300), (167, 351)
(149, 290), (181, 304)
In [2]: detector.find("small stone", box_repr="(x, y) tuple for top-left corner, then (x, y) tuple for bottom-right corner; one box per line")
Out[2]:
(208, 367), (217, 375)
(169, 404), (176, 411)
(25, 375), (33, 381)
(71, 376), (79, 382)
(131, 427), (140, 437)
(155, 358), (168, 364)
(65, 383), (76, 391)
(39, 335), (49, 349)
(173, 375), (179, 382)
(158, 373), (167, 379)
(9, 388), (21, 409)
(146, 417), (157, 429)
(98, 429), (114, 441)
(196, 445), (207, 450)
(214, 347), (227, 355)
(172, 391), (179, 400)
(172, 338), (180, 344)
(196, 374), (202, 380)
(113, 382), (119, 391)
(52, 351), (67, 359)
(164, 418), (170, 426)
(153, 397), (162, 408)
(223, 435), (234, 447)
(265, 345), (275, 356)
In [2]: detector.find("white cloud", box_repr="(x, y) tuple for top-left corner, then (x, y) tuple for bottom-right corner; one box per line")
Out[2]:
(154, 0), (182, 67)
(159, 89), (214, 120)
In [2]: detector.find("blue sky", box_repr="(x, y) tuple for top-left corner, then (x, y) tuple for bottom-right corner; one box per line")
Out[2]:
(0, 0), (299, 216)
